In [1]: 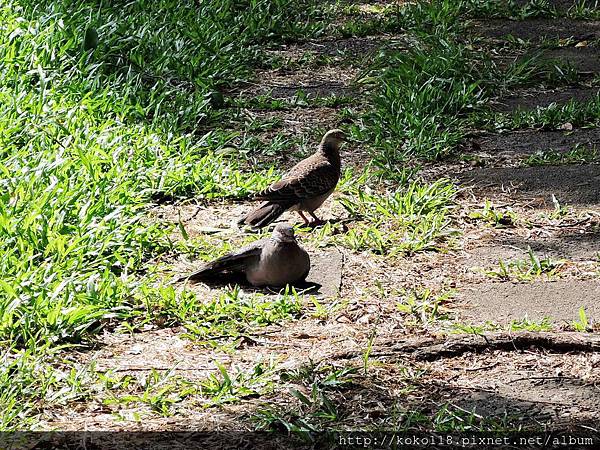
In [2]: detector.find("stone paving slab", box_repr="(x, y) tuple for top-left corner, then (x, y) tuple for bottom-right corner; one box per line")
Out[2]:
(459, 164), (600, 207)
(305, 247), (343, 298)
(468, 230), (600, 266)
(474, 19), (600, 42)
(476, 129), (600, 158)
(492, 87), (600, 113)
(459, 280), (600, 323)
(514, 0), (599, 10)
(540, 46), (600, 73)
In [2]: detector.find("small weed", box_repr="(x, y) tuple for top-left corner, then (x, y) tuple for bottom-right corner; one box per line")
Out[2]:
(200, 360), (277, 406)
(453, 317), (554, 333)
(396, 289), (455, 326)
(523, 145), (599, 166)
(307, 296), (345, 321)
(433, 404), (515, 432)
(104, 368), (193, 417)
(548, 194), (571, 220)
(486, 248), (564, 281)
(509, 316), (553, 332)
(254, 364), (355, 435)
(572, 306), (590, 332)
(363, 326), (378, 375)
(468, 200), (518, 227)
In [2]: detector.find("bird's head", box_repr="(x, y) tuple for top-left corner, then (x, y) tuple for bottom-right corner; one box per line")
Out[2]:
(271, 223), (297, 243)
(321, 129), (347, 148)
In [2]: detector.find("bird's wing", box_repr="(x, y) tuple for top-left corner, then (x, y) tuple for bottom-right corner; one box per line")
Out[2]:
(254, 158), (338, 203)
(184, 239), (265, 280)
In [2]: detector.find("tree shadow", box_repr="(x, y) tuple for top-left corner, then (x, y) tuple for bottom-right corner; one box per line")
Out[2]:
(459, 164), (600, 207)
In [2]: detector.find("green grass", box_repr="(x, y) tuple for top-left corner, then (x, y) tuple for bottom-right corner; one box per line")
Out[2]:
(474, 94), (600, 131)
(468, 200), (519, 228)
(523, 144), (599, 166)
(367, 38), (487, 163)
(568, 0), (600, 19)
(358, 0), (575, 167)
(0, 0), (332, 429)
(485, 248), (565, 282)
(0, 0), (328, 349)
(312, 178), (457, 255)
(0, 348), (280, 428)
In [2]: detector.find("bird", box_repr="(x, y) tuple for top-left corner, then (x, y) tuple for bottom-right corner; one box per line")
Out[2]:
(239, 129), (346, 228)
(177, 223), (310, 287)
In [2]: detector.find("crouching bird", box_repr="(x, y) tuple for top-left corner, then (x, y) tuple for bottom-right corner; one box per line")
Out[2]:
(178, 223), (310, 287)
(239, 129), (346, 228)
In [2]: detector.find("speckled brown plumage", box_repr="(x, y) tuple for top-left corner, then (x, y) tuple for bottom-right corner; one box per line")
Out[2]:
(240, 129), (345, 228)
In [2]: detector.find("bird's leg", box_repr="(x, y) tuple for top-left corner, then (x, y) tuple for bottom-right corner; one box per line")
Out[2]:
(298, 211), (310, 226)
(308, 211), (325, 226)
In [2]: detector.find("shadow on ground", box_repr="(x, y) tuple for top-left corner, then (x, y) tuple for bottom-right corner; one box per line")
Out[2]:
(475, 129), (600, 158)
(459, 164), (600, 207)
(473, 18), (600, 42)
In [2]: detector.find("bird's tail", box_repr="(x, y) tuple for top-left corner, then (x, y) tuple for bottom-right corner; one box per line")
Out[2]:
(176, 264), (214, 283)
(176, 255), (245, 283)
(238, 202), (286, 228)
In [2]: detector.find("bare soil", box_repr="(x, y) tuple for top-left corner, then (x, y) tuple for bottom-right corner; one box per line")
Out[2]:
(267, 35), (396, 62)
(231, 66), (360, 100)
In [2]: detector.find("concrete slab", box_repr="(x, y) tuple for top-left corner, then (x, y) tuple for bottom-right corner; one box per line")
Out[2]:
(474, 18), (600, 42)
(459, 280), (600, 323)
(304, 247), (343, 298)
(459, 164), (600, 207)
(492, 87), (600, 113)
(468, 230), (600, 266)
(477, 129), (600, 158)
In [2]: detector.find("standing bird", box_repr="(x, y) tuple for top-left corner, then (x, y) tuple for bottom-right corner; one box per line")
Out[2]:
(178, 223), (310, 287)
(239, 129), (346, 228)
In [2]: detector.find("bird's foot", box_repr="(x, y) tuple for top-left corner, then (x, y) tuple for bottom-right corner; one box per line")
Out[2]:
(307, 212), (326, 228)
(307, 218), (326, 228)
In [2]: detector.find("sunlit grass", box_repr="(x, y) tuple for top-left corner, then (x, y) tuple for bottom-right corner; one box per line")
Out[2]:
(312, 179), (458, 255)
(0, 0), (328, 429)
